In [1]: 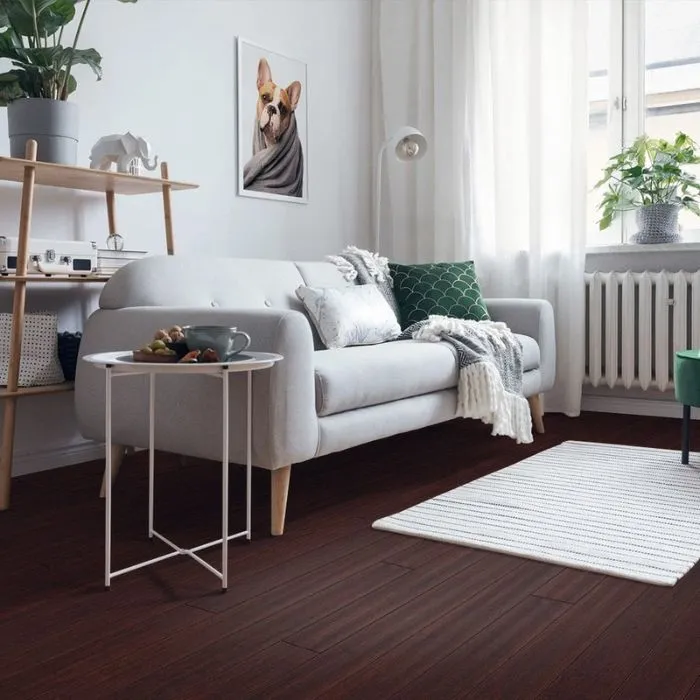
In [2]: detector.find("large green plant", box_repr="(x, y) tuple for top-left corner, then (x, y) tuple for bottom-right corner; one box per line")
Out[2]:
(0, 0), (137, 104)
(594, 132), (700, 230)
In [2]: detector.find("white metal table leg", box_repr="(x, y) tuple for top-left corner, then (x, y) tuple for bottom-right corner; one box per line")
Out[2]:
(148, 373), (156, 538)
(246, 370), (252, 540)
(105, 366), (113, 590)
(221, 369), (230, 591)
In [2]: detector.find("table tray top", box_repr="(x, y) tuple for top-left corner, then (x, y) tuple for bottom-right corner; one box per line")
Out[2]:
(82, 350), (283, 373)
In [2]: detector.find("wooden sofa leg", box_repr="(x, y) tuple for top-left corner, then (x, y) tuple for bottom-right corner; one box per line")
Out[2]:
(99, 444), (127, 498)
(528, 394), (545, 434)
(271, 465), (291, 536)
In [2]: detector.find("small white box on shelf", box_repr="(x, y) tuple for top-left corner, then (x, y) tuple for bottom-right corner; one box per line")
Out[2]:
(96, 248), (149, 276)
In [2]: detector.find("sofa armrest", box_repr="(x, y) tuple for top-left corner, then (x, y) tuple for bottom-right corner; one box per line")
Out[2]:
(484, 298), (556, 392)
(75, 307), (317, 469)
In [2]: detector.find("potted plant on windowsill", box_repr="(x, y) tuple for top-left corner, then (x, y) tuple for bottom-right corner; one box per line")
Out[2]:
(0, 0), (137, 165)
(595, 132), (700, 244)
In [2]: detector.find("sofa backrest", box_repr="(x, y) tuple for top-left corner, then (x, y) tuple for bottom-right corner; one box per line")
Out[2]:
(99, 254), (352, 316)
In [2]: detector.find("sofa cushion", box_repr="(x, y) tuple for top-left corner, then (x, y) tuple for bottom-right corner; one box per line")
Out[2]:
(389, 260), (490, 329)
(314, 334), (540, 416)
(314, 340), (458, 416)
(519, 334), (540, 372)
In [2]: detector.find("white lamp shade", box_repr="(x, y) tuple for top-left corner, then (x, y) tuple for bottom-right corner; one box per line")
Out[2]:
(374, 125), (428, 252)
(386, 126), (428, 162)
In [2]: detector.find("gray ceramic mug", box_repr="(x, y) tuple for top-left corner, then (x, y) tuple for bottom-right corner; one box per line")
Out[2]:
(182, 325), (251, 361)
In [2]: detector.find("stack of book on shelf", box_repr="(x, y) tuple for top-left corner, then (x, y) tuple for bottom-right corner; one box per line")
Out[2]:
(97, 249), (149, 277)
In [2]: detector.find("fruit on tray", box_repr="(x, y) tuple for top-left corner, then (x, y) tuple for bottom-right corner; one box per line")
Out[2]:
(179, 350), (201, 363)
(132, 347), (177, 363)
(137, 326), (187, 354)
(201, 348), (219, 363)
(138, 339), (176, 356)
(134, 327), (223, 364)
(133, 325), (185, 362)
(178, 348), (220, 363)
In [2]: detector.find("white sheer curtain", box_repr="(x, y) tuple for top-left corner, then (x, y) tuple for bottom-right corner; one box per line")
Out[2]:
(373, 0), (588, 416)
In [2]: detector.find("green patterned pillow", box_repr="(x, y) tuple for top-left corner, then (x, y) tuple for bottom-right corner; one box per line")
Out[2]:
(389, 260), (490, 329)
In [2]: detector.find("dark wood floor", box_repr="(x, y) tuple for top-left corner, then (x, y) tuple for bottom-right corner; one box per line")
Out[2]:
(1, 412), (699, 699)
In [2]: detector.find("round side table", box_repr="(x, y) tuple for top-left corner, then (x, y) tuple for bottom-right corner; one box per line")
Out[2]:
(674, 349), (700, 465)
(82, 350), (283, 591)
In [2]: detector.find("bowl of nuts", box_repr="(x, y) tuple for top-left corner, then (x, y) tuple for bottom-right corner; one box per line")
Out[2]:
(133, 326), (187, 363)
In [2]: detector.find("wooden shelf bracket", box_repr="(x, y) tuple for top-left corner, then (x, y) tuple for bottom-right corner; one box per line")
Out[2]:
(0, 140), (38, 510)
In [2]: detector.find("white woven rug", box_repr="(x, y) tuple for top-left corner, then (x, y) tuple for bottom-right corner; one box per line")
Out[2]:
(373, 441), (700, 586)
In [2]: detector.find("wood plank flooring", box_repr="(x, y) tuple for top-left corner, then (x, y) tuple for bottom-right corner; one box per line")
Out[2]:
(1, 412), (699, 699)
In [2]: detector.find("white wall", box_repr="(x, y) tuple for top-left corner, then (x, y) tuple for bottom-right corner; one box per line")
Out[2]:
(1, 0), (372, 475)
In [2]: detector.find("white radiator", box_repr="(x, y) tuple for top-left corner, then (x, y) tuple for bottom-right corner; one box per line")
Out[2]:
(584, 270), (700, 392)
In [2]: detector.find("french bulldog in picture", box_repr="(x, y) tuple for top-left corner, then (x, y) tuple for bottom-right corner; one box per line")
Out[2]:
(242, 56), (305, 198)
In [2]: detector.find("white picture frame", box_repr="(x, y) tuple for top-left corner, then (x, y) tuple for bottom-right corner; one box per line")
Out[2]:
(236, 38), (309, 204)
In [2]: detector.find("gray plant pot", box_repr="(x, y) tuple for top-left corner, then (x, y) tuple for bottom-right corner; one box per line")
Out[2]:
(630, 203), (682, 244)
(7, 98), (79, 165)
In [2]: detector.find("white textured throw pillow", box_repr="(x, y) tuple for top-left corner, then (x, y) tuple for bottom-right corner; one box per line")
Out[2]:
(296, 284), (401, 349)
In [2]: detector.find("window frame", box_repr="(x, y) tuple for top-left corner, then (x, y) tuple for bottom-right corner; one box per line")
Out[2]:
(588, 0), (700, 247)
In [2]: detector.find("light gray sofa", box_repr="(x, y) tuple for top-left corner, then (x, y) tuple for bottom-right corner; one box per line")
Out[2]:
(75, 255), (556, 535)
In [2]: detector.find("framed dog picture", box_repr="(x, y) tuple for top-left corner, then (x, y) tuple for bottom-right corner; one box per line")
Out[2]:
(237, 38), (309, 203)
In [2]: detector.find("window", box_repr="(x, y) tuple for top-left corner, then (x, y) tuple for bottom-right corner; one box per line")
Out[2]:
(587, 0), (700, 247)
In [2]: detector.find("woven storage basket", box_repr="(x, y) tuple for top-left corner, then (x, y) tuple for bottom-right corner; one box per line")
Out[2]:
(0, 312), (65, 387)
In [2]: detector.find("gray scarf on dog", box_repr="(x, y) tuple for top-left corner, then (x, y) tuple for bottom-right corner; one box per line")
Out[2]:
(243, 113), (304, 197)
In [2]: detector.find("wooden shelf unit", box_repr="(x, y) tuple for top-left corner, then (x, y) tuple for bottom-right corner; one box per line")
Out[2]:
(0, 141), (199, 510)
(0, 155), (197, 194)
(0, 382), (74, 398)
(0, 275), (113, 283)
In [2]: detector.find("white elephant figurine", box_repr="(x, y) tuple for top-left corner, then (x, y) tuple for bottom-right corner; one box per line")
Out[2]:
(89, 132), (159, 174)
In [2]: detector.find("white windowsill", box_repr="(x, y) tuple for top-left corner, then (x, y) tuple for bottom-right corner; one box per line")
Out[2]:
(586, 241), (700, 254)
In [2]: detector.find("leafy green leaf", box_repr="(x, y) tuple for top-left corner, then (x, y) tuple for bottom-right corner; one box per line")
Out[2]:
(17, 0), (56, 16)
(1, 0), (72, 37)
(623, 165), (644, 178)
(38, 1), (75, 35)
(32, 44), (59, 64)
(8, 64), (42, 95)
(0, 44), (25, 63)
(682, 199), (700, 216)
(598, 213), (613, 230)
(0, 23), (20, 48)
(0, 70), (22, 104)
(61, 46), (101, 79)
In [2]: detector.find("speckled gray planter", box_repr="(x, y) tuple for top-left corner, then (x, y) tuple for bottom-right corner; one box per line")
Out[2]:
(630, 203), (682, 244)
(7, 98), (79, 165)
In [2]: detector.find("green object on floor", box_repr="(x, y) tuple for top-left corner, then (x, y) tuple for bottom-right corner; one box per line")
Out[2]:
(675, 350), (700, 406)
(674, 349), (700, 465)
